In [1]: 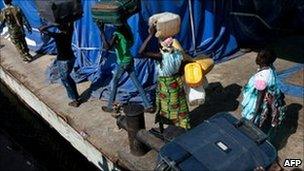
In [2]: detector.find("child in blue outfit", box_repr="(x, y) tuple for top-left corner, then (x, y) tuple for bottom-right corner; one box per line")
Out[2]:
(241, 50), (286, 135)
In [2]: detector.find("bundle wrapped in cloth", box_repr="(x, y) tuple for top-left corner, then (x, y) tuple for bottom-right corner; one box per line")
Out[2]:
(184, 77), (208, 106)
(149, 12), (181, 39)
(91, 0), (140, 25)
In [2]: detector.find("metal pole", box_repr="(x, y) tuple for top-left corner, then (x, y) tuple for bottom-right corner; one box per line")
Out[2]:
(123, 104), (149, 156)
(188, 0), (196, 54)
(136, 129), (165, 152)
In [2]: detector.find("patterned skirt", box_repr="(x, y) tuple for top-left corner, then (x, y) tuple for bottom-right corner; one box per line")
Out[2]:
(156, 75), (190, 129)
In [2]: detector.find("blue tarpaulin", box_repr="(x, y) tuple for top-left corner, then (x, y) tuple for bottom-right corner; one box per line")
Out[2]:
(4, 0), (302, 102)
(0, 0), (239, 104)
(277, 64), (304, 98)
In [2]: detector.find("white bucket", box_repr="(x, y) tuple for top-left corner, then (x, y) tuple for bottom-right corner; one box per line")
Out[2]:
(185, 76), (209, 106)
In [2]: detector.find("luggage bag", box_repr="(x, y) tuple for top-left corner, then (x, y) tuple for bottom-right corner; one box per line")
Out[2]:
(156, 113), (277, 171)
(35, 0), (83, 24)
(91, 0), (139, 25)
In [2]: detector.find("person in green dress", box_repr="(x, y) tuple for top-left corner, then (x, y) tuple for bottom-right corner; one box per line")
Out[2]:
(97, 21), (155, 113)
(139, 25), (192, 130)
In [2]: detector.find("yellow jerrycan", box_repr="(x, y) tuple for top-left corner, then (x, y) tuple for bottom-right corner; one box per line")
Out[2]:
(184, 62), (203, 88)
(195, 58), (214, 75)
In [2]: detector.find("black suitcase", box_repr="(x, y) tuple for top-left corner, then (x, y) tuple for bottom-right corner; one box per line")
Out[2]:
(156, 113), (277, 171)
(35, 0), (83, 24)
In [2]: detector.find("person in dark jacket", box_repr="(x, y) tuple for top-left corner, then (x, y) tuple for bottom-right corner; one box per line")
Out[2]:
(39, 22), (80, 107)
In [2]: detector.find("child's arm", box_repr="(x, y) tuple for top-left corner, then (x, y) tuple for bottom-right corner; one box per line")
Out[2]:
(138, 25), (162, 61)
(97, 21), (115, 50)
(38, 24), (57, 37)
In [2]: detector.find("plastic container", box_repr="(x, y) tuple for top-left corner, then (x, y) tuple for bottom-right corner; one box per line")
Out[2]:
(195, 58), (214, 74)
(184, 62), (204, 88)
(184, 77), (208, 106)
(149, 12), (180, 39)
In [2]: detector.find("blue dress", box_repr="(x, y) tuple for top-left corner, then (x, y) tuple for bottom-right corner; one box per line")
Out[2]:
(241, 66), (286, 128)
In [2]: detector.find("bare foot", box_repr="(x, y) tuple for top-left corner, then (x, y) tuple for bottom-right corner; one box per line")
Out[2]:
(102, 106), (114, 113)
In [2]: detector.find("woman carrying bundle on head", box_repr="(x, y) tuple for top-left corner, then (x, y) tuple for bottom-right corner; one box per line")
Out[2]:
(139, 20), (192, 130)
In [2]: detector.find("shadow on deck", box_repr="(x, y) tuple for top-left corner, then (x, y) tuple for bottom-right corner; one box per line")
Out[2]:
(190, 82), (242, 127)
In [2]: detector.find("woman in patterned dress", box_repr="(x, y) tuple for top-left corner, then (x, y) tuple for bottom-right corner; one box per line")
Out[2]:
(139, 25), (191, 130)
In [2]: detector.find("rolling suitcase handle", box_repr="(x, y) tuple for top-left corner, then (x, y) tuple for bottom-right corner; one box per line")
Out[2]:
(235, 118), (268, 144)
(155, 150), (191, 171)
(155, 155), (180, 171)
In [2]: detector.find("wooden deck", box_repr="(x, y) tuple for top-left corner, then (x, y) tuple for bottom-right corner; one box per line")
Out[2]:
(0, 38), (157, 170)
(0, 37), (303, 170)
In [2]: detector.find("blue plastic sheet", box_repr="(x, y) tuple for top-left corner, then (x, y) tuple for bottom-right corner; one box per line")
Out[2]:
(0, 0), (57, 53)
(229, 0), (304, 44)
(2, 0), (303, 102)
(1, 0), (239, 103)
(277, 64), (304, 98)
